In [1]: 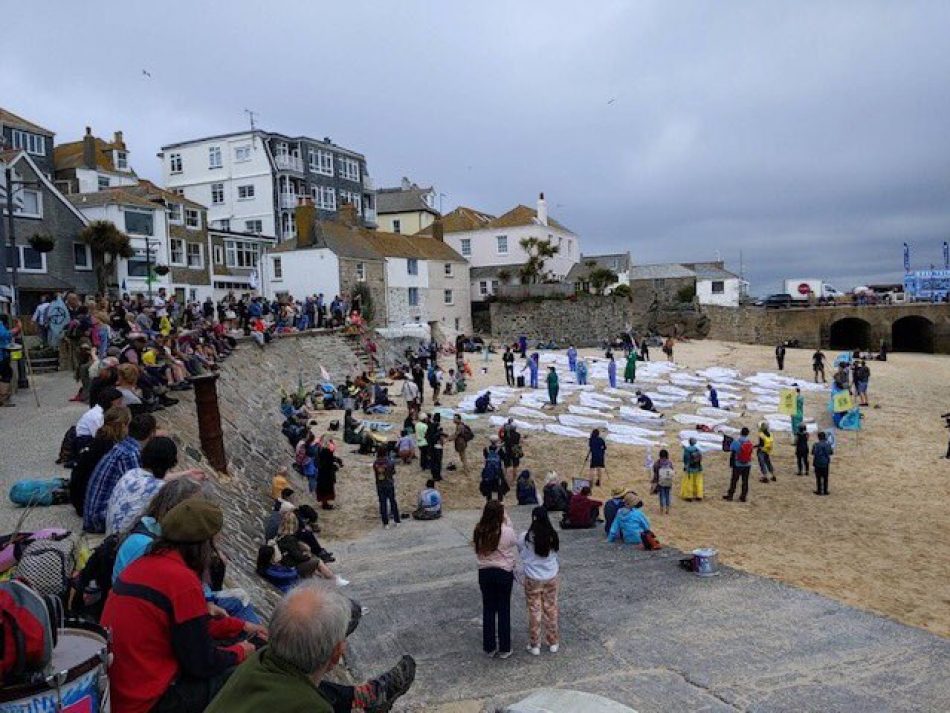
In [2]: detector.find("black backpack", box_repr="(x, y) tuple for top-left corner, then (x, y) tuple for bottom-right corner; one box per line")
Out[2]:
(73, 522), (156, 621)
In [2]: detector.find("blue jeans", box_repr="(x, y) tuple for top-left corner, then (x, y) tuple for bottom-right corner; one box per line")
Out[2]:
(377, 483), (400, 525)
(212, 595), (262, 624)
(658, 486), (671, 508)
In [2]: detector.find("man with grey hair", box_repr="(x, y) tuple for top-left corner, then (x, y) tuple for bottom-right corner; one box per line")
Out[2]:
(207, 583), (415, 712)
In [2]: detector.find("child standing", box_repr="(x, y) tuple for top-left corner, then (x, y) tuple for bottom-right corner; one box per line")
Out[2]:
(652, 448), (674, 514)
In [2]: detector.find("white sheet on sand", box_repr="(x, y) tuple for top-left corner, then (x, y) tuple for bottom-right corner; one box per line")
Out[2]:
(745, 373), (827, 393)
(656, 384), (691, 397)
(619, 406), (664, 423)
(690, 395), (741, 407)
(673, 413), (727, 427)
(670, 374), (707, 386)
(544, 424), (589, 438)
(607, 433), (662, 446)
(568, 405), (613, 417)
(559, 414), (610, 429)
(580, 391), (622, 405)
(696, 406), (737, 420)
(680, 439), (721, 453)
(645, 391), (684, 404)
(678, 429), (726, 443)
(745, 401), (778, 413)
(509, 406), (554, 420)
(520, 394), (550, 409)
(750, 385), (780, 396)
(696, 367), (741, 381)
(490, 415), (545, 431)
(767, 419), (818, 434)
(433, 408), (479, 421)
(608, 422), (666, 438)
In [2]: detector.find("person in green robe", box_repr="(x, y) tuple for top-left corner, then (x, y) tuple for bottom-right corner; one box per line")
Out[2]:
(624, 350), (638, 383)
(547, 366), (559, 406)
(790, 386), (804, 435)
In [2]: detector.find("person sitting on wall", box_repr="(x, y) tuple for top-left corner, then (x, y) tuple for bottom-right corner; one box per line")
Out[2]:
(412, 479), (443, 520)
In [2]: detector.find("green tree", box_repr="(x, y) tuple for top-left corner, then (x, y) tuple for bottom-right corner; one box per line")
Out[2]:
(612, 284), (632, 298)
(676, 283), (697, 303)
(518, 237), (560, 284)
(80, 220), (133, 297)
(588, 267), (619, 295)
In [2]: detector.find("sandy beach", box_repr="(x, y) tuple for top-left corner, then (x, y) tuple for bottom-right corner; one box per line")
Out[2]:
(310, 338), (950, 638)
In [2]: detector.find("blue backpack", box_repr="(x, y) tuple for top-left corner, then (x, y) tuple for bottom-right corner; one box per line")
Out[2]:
(9, 479), (70, 508)
(482, 448), (503, 483)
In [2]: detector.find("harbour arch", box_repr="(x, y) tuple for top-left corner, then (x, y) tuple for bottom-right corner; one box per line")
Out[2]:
(891, 315), (935, 353)
(828, 317), (872, 350)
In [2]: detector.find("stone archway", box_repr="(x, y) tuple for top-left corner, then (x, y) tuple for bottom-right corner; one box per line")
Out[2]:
(891, 315), (934, 353)
(829, 317), (872, 350)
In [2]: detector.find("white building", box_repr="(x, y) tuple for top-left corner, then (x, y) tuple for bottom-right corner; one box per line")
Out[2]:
(53, 128), (138, 195)
(159, 130), (376, 242)
(683, 261), (745, 307)
(419, 193), (580, 302)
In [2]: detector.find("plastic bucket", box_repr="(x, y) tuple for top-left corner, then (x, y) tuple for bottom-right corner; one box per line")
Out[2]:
(692, 548), (719, 577)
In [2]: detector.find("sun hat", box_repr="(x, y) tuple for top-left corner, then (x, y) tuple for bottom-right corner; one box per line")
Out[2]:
(160, 499), (224, 543)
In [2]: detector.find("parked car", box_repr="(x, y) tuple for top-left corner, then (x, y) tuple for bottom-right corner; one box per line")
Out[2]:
(756, 293), (794, 309)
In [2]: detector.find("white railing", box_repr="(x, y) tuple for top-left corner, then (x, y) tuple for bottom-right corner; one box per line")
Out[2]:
(274, 154), (304, 173)
(278, 192), (299, 210)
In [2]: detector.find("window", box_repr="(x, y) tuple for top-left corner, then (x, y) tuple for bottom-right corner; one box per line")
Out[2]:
(310, 149), (333, 176)
(245, 219), (263, 234)
(217, 219), (230, 231)
(11, 130), (45, 156)
(444, 289), (453, 305)
(126, 258), (150, 277)
(444, 262), (453, 277)
(98, 176), (110, 191)
(185, 209), (201, 229)
(711, 280), (725, 294)
(653, 278), (666, 288)
(274, 142), (288, 157)
(496, 235), (508, 255)
(115, 151), (128, 170)
(237, 184), (255, 200)
(225, 239), (259, 268)
(479, 281), (488, 296)
(172, 188), (185, 196)
(169, 238), (185, 265)
(16, 189), (41, 218)
(491, 280), (499, 293)
(273, 257), (283, 280)
(167, 203), (182, 223)
(211, 183), (224, 205)
(124, 209), (153, 235)
(315, 186), (336, 211)
(392, 219), (401, 234)
(407, 287), (419, 306)
(6, 245), (46, 273)
(568, 240), (573, 256)
(460, 238), (471, 257)
(234, 145), (251, 162)
(339, 157), (360, 182)
(169, 152), (182, 173)
(73, 242), (92, 270)
(407, 258), (418, 276)
(355, 262), (366, 281)
(339, 190), (361, 212)
(209, 146), (223, 168)
(186, 243), (203, 269)
(213, 245), (224, 265)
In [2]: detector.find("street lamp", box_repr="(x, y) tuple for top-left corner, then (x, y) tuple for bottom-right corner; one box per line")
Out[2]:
(1, 164), (40, 390)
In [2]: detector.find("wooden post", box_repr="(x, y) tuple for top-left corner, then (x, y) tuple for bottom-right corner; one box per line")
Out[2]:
(191, 373), (228, 473)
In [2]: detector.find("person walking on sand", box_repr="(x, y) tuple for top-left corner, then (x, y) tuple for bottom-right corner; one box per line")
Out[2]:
(812, 350), (826, 383)
(519, 507), (560, 656)
(707, 384), (719, 408)
(775, 344), (786, 371)
(794, 423), (809, 476)
(453, 413), (473, 473)
(652, 449), (674, 515)
(586, 428), (607, 486)
(662, 337), (675, 362)
(607, 352), (617, 389)
(474, 501), (518, 659)
(756, 423), (776, 482)
(811, 431), (833, 495)
(681, 437), (704, 501)
(373, 446), (400, 528)
(624, 349), (638, 384)
(546, 367), (559, 406)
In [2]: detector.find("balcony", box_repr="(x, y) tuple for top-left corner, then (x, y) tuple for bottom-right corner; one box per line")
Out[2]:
(278, 192), (299, 210)
(363, 207), (377, 226)
(362, 175), (374, 191)
(274, 154), (304, 173)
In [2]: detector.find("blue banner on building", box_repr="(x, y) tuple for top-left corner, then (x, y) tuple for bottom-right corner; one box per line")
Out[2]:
(903, 269), (950, 302)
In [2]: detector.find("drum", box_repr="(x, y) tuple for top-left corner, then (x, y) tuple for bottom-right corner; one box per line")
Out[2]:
(0, 620), (111, 712)
(692, 548), (720, 577)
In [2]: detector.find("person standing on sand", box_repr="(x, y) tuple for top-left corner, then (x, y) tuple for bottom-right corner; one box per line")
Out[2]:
(547, 367), (559, 406)
(607, 352), (617, 389)
(503, 347), (515, 386)
(453, 413), (473, 473)
(586, 428), (607, 486)
(811, 431), (833, 495)
(624, 350), (638, 383)
(795, 424), (809, 476)
(416, 413), (430, 471)
(519, 507), (560, 657)
(681, 438), (704, 501)
(707, 384), (719, 408)
(812, 350), (826, 383)
(566, 344), (578, 373)
(724, 427), (754, 502)
(756, 423), (776, 483)
(373, 446), (400, 529)
(790, 385), (804, 436)
(662, 337), (675, 362)
(775, 344), (786, 370)
(474, 501), (518, 659)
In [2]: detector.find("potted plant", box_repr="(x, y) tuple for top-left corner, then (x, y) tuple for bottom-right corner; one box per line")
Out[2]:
(153, 265), (170, 276)
(28, 233), (56, 253)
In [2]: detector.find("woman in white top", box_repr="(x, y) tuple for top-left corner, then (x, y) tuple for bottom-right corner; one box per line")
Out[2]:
(518, 506), (561, 655)
(473, 500), (518, 658)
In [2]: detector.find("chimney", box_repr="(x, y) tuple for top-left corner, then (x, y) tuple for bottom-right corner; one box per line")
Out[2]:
(537, 192), (548, 226)
(295, 196), (316, 248)
(339, 201), (358, 227)
(432, 218), (444, 242)
(113, 130), (125, 149)
(82, 127), (96, 169)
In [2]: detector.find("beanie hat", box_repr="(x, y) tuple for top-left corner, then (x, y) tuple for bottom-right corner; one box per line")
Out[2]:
(160, 499), (223, 543)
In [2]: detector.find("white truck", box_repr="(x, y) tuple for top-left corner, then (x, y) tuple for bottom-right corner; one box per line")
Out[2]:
(783, 278), (842, 302)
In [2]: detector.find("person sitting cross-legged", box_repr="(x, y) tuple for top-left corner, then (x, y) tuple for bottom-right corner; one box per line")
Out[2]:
(560, 486), (602, 530)
(412, 479), (443, 520)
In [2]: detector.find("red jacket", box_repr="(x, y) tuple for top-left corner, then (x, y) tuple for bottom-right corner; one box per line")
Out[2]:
(101, 549), (246, 713)
(568, 493), (603, 527)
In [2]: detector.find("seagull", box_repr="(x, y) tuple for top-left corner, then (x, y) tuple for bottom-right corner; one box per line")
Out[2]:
(607, 97), (617, 105)
(142, 69), (152, 78)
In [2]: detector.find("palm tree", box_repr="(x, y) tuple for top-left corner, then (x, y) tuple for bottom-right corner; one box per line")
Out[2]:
(518, 237), (560, 284)
(588, 267), (619, 295)
(80, 220), (133, 297)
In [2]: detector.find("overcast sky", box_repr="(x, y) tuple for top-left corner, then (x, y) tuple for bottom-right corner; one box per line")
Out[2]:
(4, 1), (950, 293)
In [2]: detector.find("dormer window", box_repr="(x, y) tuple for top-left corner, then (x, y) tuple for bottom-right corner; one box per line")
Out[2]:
(115, 150), (128, 170)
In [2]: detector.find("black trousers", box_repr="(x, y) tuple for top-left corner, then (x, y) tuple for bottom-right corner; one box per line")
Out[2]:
(796, 452), (809, 474)
(419, 444), (430, 470)
(429, 447), (443, 480)
(726, 466), (751, 500)
(152, 670), (234, 713)
(504, 364), (514, 386)
(815, 465), (829, 494)
(478, 567), (513, 654)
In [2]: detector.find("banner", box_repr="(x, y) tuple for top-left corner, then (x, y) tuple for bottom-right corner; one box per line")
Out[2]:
(832, 392), (853, 413)
(903, 242), (910, 272)
(944, 241), (949, 270)
(778, 388), (797, 415)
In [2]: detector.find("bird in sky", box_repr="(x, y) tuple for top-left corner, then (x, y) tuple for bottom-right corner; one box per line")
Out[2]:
(142, 69), (152, 78)
(607, 97), (617, 105)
